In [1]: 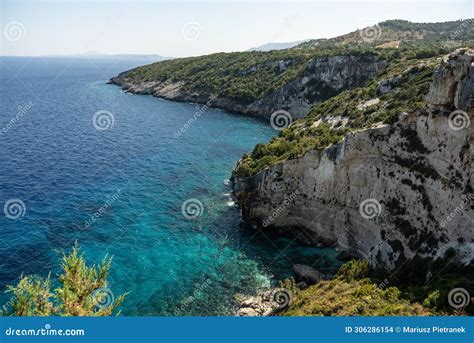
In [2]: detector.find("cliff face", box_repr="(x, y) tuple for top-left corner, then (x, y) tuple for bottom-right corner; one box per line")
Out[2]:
(233, 49), (473, 270)
(109, 55), (386, 119)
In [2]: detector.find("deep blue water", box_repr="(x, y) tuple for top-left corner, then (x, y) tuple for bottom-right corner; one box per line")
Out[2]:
(0, 57), (340, 315)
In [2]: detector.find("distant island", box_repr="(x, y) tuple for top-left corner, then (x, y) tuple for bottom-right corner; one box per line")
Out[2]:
(44, 52), (172, 61)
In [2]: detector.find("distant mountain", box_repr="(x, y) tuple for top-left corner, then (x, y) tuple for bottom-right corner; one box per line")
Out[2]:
(45, 52), (172, 61)
(247, 40), (310, 52)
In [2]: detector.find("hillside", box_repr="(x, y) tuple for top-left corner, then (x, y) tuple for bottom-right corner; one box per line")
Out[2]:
(232, 47), (473, 272)
(109, 19), (473, 119)
(298, 19), (474, 48)
(233, 50), (439, 177)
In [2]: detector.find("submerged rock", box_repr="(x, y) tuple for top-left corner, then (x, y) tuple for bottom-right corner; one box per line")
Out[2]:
(292, 264), (323, 286)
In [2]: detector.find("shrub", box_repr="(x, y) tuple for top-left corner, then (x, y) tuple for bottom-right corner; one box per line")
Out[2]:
(336, 260), (370, 282)
(2, 244), (126, 316)
(283, 260), (432, 316)
(422, 290), (441, 309)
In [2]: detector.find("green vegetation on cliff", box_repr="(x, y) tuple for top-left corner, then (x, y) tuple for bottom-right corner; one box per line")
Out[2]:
(116, 20), (472, 105)
(298, 19), (474, 49)
(113, 20), (473, 179)
(1, 245), (125, 316)
(282, 260), (473, 316)
(233, 48), (450, 178)
(120, 46), (384, 103)
(283, 261), (431, 316)
(234, 37), (474, 177)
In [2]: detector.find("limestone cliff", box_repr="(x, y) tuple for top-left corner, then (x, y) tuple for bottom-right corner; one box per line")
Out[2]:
(233, 49), (473, 270)
(109, 54), (386, 119)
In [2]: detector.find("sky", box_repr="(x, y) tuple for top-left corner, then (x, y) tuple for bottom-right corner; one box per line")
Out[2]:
(1, 0), (472, 57)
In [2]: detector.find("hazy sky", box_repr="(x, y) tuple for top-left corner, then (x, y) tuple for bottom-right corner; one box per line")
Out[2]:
(1, 0), (472, 57)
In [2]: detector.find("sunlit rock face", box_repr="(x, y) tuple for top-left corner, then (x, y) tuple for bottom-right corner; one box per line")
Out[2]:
(233, 49), (473, 270)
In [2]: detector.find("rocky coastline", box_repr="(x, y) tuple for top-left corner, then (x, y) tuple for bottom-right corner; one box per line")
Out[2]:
(108, 54), (386, 119)
(232, 48), (473, 272)
(108, 46), (473, 316)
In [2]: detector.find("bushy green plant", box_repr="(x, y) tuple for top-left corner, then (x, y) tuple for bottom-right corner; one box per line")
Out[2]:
(283, 260), (433, 316)
(284, 278), (431, 316)
(422, 290), (441, 309)
(2, 245), (126, 316)
(336, 260), (371, 282)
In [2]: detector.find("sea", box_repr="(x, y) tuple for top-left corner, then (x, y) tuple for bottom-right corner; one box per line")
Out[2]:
(0, 56), (340, 315)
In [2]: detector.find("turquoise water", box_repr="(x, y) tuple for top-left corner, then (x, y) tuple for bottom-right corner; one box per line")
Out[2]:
(0, 57), (340, 315)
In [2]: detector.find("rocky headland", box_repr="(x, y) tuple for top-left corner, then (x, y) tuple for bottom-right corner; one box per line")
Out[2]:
(109, 54), (385, 119)
(233, 48), (473, 272)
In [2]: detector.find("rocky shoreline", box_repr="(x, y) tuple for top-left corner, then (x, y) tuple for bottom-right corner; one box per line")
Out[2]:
(236, 264), (328, 316)
(108, 54), (386, 120)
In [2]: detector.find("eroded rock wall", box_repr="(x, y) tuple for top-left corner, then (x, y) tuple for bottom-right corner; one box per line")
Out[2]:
(233, 49), (473, 270)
